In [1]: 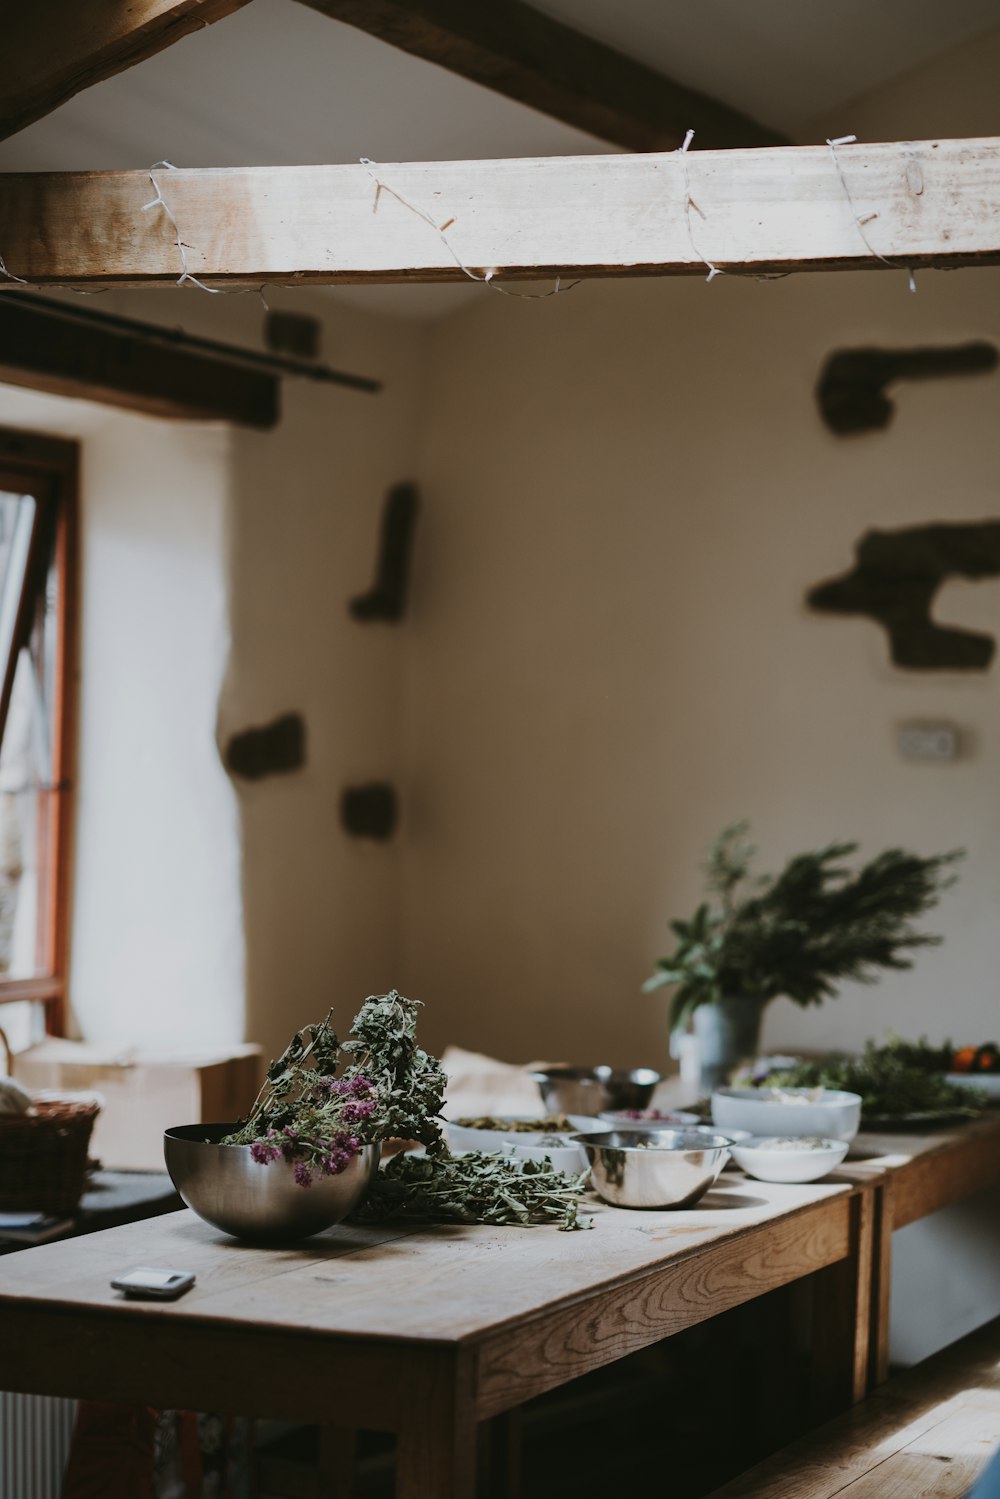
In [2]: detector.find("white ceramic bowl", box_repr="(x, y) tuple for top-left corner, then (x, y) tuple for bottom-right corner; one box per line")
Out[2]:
(946, 1072), (1000, 1100)
(711, 1087), (862, 1142)
(728, 1136), (849, 1184)
(443, 1115), (607, 1172)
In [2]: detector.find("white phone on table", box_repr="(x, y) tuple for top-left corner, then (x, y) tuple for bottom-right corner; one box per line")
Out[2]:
(111, 1266), (196, 1300)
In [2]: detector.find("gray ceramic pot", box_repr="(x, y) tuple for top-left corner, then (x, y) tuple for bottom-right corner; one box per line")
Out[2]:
(691, 997), (767, 1094)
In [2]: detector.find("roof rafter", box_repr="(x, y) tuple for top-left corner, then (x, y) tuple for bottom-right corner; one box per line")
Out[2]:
(298, 0), (785, 152)
(0, 0), (255, 143)
(0, 140), (997, 289)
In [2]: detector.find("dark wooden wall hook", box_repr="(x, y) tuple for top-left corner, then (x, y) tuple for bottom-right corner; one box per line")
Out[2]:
(816, 343), (998, 435)
(350, 482), (419, 622)
(807, 521), (1000, 670)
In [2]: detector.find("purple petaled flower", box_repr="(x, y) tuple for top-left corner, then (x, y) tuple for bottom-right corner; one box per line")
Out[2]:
(349, 1074), (374, 1098)
(341, 1099), (376, 1124)
(293, 1161), (314, 1188)
(283, 1125), (300, 1141)
(250, 1140), (281, 1165)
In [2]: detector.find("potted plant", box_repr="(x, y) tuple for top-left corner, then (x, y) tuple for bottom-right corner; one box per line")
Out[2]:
(643, 823), (961, 1092)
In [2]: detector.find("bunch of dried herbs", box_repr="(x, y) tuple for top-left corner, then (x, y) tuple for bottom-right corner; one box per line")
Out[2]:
(222, 990), (446, 1186)
(223, 991), (592, 1230)
(350, 1149), (591, 1231)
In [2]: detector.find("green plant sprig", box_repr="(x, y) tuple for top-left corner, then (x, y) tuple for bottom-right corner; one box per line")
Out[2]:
(644, 822), (962, 1031)
(767, 1039), (986, 1120)
(349, 1149), (591, 1231)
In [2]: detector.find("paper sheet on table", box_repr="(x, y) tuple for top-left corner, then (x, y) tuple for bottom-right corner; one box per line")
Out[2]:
(440, 1045), (566, 1119)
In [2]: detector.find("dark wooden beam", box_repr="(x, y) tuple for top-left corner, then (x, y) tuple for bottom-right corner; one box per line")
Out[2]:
(297, 0), (786, 151)
(0, 1), (255, 142)
(0, 297), (279, 428)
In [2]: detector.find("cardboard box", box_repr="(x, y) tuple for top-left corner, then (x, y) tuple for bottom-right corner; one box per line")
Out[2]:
(15, 1039), (263, 1171)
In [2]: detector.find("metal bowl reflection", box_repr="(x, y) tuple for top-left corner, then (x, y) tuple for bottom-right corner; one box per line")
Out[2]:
(531, 1066), (661, 1116)
(573, 1129), (732, 1210)
(164, 1123), (379, 1242)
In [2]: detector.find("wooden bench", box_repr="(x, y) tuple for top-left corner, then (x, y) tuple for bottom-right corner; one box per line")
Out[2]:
(708, 1316), (1000, 1498)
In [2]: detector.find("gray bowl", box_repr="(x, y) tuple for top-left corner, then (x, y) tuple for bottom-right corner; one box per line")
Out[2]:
(531, 1066), (661, 1116)
(164, 1123), (380, 1242)
(573, 1128), (732, 1210)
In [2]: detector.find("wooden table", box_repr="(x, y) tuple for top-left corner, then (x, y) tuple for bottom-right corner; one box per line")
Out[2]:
(1, 1115), (997, 1497)
(836, 1111), (1000, 1388)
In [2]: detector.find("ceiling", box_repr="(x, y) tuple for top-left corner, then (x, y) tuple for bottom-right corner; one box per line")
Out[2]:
(1, 0), (998, 318)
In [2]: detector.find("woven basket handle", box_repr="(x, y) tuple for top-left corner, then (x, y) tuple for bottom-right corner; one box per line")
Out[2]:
(0, 1027), (11, 1081)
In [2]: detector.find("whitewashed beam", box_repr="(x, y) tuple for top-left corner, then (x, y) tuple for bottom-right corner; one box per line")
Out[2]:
(1, 140), (999, 289)
(0, 2), (256, 143)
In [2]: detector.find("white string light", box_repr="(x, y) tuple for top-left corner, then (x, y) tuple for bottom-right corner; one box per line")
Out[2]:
(143, 161), (222, 294)
(143, 161), (270, 304)
(826, 135), (917, 293)
(361, 158), (580, 301)
(677, 129), (723, 284)
(0, 254), (28, 285)
(1, 143), (930, 305)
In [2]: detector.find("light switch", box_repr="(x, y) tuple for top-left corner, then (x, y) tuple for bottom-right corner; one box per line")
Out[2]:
(897, 722), (960, 761)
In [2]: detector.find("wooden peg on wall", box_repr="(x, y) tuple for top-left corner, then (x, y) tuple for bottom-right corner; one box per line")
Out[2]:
(350, 482), (419, 623)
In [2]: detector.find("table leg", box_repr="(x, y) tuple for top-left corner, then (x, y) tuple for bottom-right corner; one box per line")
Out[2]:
(867, 1180), (893, 1389)
(808, 1188), (875, 1420)
(318, 1424), (357, 1498)
(395, 1351), (477, 1499)
(477, 1408), (521, 1499)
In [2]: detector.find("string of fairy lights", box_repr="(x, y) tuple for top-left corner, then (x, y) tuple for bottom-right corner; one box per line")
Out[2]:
(0, 133), (926, 300)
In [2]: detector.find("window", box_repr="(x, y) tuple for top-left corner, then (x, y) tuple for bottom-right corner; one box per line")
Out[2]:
(0, 428), (77, 1045)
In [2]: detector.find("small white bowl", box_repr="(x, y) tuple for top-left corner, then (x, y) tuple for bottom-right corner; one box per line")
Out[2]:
(711, 1087), (862, 1142)
(729, 1136), (849, 1184)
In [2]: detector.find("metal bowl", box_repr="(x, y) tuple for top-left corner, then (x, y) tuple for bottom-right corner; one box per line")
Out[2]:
(164, 1123), (380, 1242)
(531, 1066), (661, 1116)
(573, 1129), (732, 1209)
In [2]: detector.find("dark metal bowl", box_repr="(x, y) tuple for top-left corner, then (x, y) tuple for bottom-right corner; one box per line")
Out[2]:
(164, 1123), (379, 1242)
(530, 1065), (661, 1116)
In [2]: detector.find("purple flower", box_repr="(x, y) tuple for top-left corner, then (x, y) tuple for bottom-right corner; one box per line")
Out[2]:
(341, 1099), (375, 1124)
(250, 1140), (281, 1165)
(293, 1161), (314, 1188)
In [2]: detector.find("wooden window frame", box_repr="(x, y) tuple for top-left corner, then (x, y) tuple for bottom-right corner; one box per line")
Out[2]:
(0, 426), (78, 1037)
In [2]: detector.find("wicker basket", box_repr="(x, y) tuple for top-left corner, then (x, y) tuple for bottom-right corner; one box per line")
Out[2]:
(0, 1029), (101, 1215)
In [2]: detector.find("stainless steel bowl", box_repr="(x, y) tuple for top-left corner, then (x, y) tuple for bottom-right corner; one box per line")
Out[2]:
(531, 1066), (661, 1116)
(573, 1129), (732, 1209)
(164, 1123), (379, 1242)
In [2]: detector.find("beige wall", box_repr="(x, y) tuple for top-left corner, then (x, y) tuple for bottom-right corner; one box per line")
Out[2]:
(394, 29), (1000, 1069)
(399, 266), (1000, 1067)
(2, 288), (428, 1063)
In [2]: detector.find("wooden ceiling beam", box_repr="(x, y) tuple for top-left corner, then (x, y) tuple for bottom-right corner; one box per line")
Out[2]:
(0, 1), (255, 143)
(0, 140), (998, 289)
(297, 0), (785, 152)
(0, 297), (279, 427)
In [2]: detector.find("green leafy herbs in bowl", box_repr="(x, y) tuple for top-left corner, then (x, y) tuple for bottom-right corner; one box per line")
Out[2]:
(766, 1039), (988, 1126)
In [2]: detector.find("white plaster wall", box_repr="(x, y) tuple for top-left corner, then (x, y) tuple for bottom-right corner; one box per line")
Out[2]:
(399, 267), (1000, 1065)
(397, 20), (1000, 1066)
(0, 287), (428, 1062)
(0, 385), (243, 1048)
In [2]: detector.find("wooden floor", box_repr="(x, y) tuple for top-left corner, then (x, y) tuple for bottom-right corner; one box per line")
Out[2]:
(707, 1315), (1000, 1499)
